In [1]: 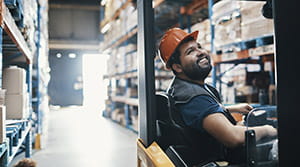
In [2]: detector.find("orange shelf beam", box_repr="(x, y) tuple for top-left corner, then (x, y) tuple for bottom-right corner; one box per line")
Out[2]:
(180, 0), (207, 15)
(212, 44), (274, 64)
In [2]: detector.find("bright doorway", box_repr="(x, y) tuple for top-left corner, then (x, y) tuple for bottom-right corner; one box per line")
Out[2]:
(82, 53), (109, 114)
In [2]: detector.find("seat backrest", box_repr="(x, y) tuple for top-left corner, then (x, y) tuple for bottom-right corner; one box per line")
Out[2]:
(155, 93), (189, 150)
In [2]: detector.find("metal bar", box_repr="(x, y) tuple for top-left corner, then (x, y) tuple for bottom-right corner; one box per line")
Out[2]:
(0, 0), (4, 26)
(49, 41), (100, 51)
(154, 26), (163, 34)
(187, 14), (191, 33)
(99, 6), (104, 42)
(7, 123), (31, 164)
(103, 27), (138, 51)
(0, 28), (3, 88)
(217, 63), (239, 78)
(137, 0), (156, 147)
(0, 144), (8, 167)
(180, 0), (207, 15)
(3, 52), (21, 62)
(208, 0), (216, 88)
(25, 130), (32, 158)
(100, 0), (132, 28)
(273, 0), (300, 166)
(49, 4), (100, 11)
(178, 9), (183, 29)
(245, 130), (257, 167)
(26, 64), (32, 95)
(36, 3), (41, 134)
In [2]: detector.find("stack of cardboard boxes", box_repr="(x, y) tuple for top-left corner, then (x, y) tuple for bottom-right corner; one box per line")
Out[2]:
(191, 19), (211, 52)
(2, 66), (29, 120)
(212, 0), (242, 48)
(212, 0), (274, 50)
(240, 1), (274, 40)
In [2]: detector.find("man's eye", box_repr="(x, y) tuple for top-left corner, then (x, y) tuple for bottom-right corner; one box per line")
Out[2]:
(187, 49), (193, 54)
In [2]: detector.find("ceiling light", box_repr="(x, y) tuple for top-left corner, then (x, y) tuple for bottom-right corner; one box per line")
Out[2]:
(69, 53), (77, 59)
(101, 0), (107, 6)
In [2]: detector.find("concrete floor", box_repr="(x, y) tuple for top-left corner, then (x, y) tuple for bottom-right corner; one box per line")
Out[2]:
(9, 106), (138, 167)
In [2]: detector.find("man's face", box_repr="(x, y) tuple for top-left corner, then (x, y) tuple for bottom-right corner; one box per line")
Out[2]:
(177, 40), (212, 81)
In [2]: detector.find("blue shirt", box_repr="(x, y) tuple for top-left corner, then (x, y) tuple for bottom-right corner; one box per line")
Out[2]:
(177, 95), (225, 132)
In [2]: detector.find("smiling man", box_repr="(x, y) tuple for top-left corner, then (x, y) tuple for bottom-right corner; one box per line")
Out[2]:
(158, 28), (277, 163)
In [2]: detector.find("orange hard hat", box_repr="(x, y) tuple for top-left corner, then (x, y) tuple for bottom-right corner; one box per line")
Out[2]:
(159, 28), (199, 68)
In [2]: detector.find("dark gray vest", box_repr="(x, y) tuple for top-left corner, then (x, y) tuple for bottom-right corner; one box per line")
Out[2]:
(167, 77), (236, 125)
(168, 77), (221, 103)
(166, 77), (241, 163)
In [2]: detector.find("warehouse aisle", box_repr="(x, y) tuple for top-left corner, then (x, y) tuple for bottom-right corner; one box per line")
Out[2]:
(10, 106), (138, 167)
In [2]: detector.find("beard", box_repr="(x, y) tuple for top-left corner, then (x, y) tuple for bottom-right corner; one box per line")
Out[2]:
(181, 56), (212, 81)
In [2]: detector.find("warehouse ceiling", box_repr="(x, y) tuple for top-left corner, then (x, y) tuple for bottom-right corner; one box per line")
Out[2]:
(49, 0), (100, 6)
(48, 0), (219, 50)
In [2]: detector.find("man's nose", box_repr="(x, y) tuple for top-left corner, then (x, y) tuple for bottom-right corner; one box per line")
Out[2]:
(195, 48), (207, 56)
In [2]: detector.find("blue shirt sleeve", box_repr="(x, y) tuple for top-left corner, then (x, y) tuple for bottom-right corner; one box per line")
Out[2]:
(177, 95), (225, 132)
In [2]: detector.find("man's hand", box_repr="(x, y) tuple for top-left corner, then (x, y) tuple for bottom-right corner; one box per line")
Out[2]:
(263, 125), (277, 137)
(226, 103), (253, 114)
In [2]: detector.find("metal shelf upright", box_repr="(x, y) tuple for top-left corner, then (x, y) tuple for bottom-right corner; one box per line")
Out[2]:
(0, 0), (35, 166)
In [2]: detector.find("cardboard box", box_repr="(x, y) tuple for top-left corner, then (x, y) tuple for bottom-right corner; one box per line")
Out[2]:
(212, 0), (240, 20)
(131, 115), (138, 132)
(240, 1), (265, 24)
(2, 66), (27, 94)
(0, 106), (6, 143)
(126, 87), (138, 98)
(0, 89), (6, 105)
(214, 16), (241, 47)
(241, 18), (274, 40)
(5, 94), (29, 119)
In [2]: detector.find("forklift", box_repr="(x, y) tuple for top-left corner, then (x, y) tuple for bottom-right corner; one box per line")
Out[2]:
(136, 0), (299, 166)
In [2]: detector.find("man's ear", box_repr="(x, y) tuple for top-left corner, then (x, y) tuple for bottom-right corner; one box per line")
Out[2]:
(172, 63), (183, 73)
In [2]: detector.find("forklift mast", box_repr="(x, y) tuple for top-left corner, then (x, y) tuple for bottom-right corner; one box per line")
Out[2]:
(137, 0), (156, 147)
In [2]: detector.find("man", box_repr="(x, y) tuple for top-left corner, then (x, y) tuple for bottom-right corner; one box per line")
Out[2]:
(159, 28), (277, 163)
(14, 158), (37, 167)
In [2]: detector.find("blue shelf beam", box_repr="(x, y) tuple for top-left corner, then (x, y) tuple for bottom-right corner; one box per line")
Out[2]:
(1, 121), (31, 166)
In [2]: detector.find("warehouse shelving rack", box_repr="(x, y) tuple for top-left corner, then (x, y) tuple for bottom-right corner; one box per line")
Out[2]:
(0, 0), (45, 166)
(208, 0), (276, 106)
(101, 0), (151, 133)
(101, 0), (208, 134)
(31, 0), (50, 150)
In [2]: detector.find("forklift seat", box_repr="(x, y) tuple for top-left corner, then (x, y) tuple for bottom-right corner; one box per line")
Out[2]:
(155, 93), (187, 150)
(155, 93), (217, 166)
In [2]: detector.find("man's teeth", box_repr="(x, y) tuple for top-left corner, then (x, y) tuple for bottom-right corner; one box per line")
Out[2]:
(199, 58), (207, 63)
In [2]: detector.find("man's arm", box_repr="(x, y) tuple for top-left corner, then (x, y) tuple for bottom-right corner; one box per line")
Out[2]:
(226, 103), (253, 114)
(203, 113), (277, 148)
